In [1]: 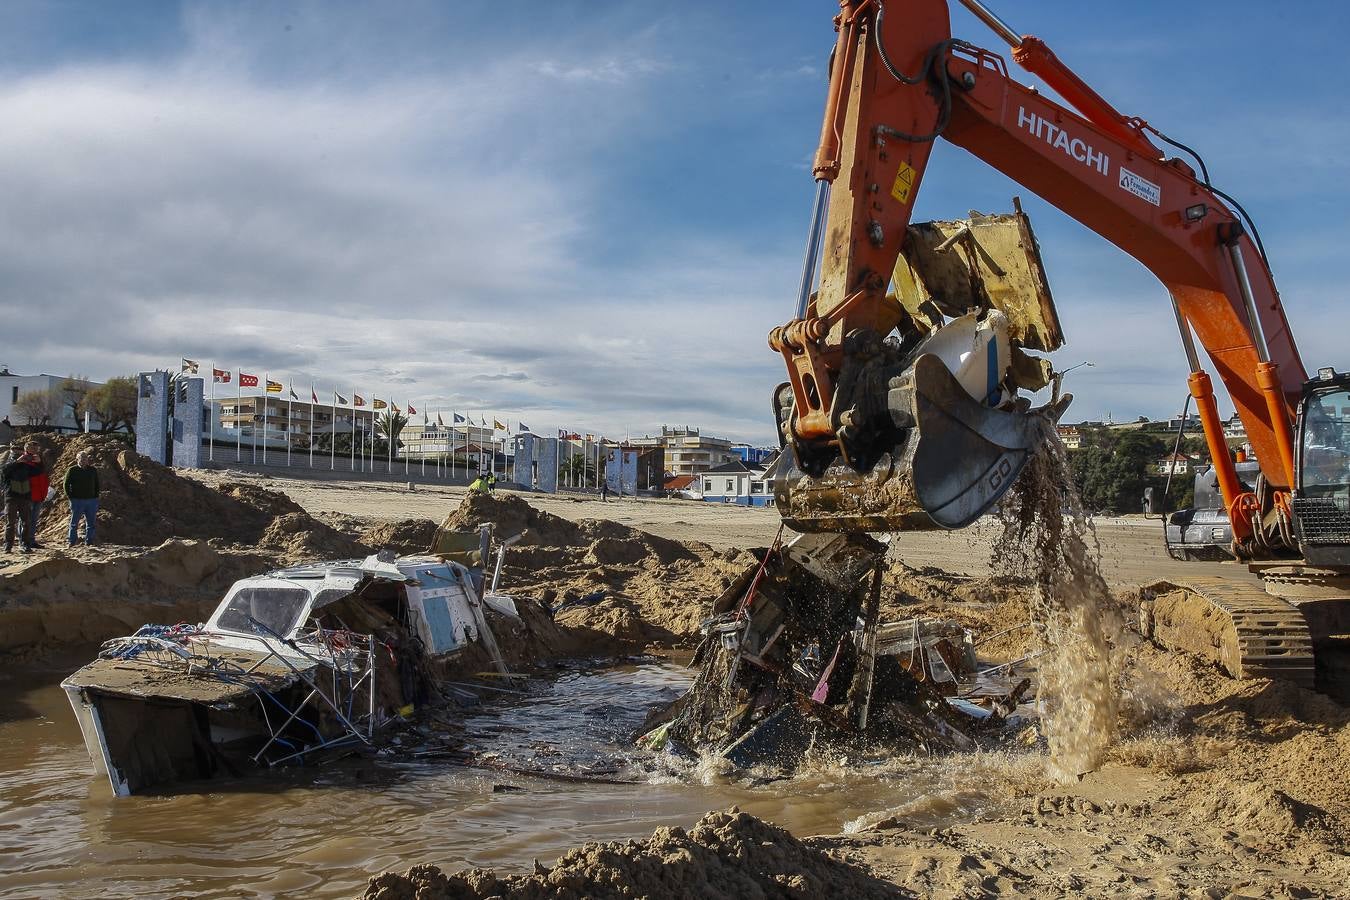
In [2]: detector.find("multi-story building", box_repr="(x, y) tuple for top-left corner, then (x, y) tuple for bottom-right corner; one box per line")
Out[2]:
(656, 426), (737, 477)
(401, 422), (501, 464)
(0, 368), (102, 432)
(212, 397), (377, 451)
(1056, 425), (1082, 450)
(730, 443), (777, 465)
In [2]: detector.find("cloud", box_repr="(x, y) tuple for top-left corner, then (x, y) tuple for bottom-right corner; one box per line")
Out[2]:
(533, 57), (668, 84)
(0, 11), (796, 443)
(470, 372), (529, 383)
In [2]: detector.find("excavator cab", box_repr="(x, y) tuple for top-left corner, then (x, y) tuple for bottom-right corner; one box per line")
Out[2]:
(1293, 370), (1350, 567)
(774, 210), (1071, 534)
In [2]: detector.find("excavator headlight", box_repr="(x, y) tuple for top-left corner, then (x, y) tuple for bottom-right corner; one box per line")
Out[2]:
(1318, 367), (1337, 381)
(1184, 203), (1208, 222)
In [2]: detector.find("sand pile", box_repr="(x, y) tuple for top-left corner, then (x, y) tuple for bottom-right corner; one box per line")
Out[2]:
(1190, 782), (1338, 845)
(0, 540), (271, 656)
(360, 519), (439, 556)
(436, 494), (752, 648)
(24, 433), (366, 558)
(882, 561), (1037, 661)
(362, 808), (903, 900)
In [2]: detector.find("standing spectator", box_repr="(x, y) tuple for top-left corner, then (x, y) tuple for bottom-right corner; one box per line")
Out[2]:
(24, 443), (48, 548)
(600, 480), (610, 502)
(65, 450), (100, 546)
(2, 443), (37, 553)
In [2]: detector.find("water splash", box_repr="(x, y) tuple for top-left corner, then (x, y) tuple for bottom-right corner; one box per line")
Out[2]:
(991, 421), (1124, 782)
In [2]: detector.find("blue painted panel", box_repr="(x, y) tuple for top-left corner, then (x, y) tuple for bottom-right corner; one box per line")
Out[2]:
(420, 596), (460, 653)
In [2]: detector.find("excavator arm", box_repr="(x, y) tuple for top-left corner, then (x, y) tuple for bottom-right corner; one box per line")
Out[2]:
(773, 0), (1305, 547)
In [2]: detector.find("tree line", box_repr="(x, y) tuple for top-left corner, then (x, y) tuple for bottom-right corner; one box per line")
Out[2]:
(1066, 425), (1209, 514)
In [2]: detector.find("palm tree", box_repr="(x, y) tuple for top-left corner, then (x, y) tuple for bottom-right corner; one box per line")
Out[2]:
(376, 409), (409, 459)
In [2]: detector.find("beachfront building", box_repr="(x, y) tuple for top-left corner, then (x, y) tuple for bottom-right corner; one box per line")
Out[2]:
(212, 398), (377, 453)
(0, 368), (104, 432)
(401, 422), (506, 471)
(656, 426), (738, 478)
(699, 460), (776, 506)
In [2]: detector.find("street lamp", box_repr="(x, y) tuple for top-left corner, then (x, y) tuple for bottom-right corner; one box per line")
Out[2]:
(1052, 361), (1094, 404)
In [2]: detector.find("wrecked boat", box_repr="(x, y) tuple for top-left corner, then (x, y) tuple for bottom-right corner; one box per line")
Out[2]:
(64, 535), (519, 797)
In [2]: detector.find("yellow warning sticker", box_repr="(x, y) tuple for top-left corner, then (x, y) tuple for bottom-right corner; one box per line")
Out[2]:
(890, 161), (916, 204)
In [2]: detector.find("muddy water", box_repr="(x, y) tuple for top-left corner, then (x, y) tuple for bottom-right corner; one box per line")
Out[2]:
(0, 659), (1031, 899)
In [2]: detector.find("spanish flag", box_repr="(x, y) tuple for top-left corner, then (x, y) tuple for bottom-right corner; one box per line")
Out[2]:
(373, 398), (387, 410)
(493, 419), (506, 431)
(266, 380), (283, 393)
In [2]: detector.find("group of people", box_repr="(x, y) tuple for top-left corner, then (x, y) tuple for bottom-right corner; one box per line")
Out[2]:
(468, 472), (497, 494)
(2, 441), (101, 553)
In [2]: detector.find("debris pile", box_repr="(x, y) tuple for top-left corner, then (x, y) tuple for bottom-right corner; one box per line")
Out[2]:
(362, 808), (903, 900)
(640, 533), (1026, 769)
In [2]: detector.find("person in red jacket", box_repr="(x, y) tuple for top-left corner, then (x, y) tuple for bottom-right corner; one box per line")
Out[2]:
(23, 443), (49, 549)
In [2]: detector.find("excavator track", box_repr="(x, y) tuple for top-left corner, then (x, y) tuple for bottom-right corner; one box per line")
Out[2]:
(1142, 576), (1315, 688)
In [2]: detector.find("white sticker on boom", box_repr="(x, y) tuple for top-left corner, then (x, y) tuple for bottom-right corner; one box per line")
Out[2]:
(1118, 167), (1161, 206)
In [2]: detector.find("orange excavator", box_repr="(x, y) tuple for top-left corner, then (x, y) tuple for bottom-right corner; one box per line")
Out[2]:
(771, 0), (1349, 696)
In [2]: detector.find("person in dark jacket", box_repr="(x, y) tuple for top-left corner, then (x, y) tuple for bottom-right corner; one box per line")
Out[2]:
(2, 443), (39, 553)
(64, 450), (100, 546)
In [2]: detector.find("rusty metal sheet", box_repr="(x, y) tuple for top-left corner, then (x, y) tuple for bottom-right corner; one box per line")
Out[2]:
(892, 205), (1064, 353)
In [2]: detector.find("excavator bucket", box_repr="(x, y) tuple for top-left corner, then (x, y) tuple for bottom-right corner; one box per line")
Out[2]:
(774, 206), (1069, 534)
(775, 353), (1070, 534)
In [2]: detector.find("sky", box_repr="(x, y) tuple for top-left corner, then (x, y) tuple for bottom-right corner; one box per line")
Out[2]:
(1, 0), (1348, 445)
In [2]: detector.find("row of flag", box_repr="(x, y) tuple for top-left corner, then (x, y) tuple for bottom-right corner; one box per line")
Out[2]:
(182, 358), (529, 433)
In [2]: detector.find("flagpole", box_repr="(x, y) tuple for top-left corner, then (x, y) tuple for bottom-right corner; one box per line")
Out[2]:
(330, 391), (337, 471)
(235, 369), (242, 463)
(286, 384), (293, 468)
(262, 373), (269, 466)
(208, 361), (216, 463)
(309, 385), (315, 468)
(350, 393), (356, 472)
(252, 376), (259, 465)
(451, 413), (457, 481)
